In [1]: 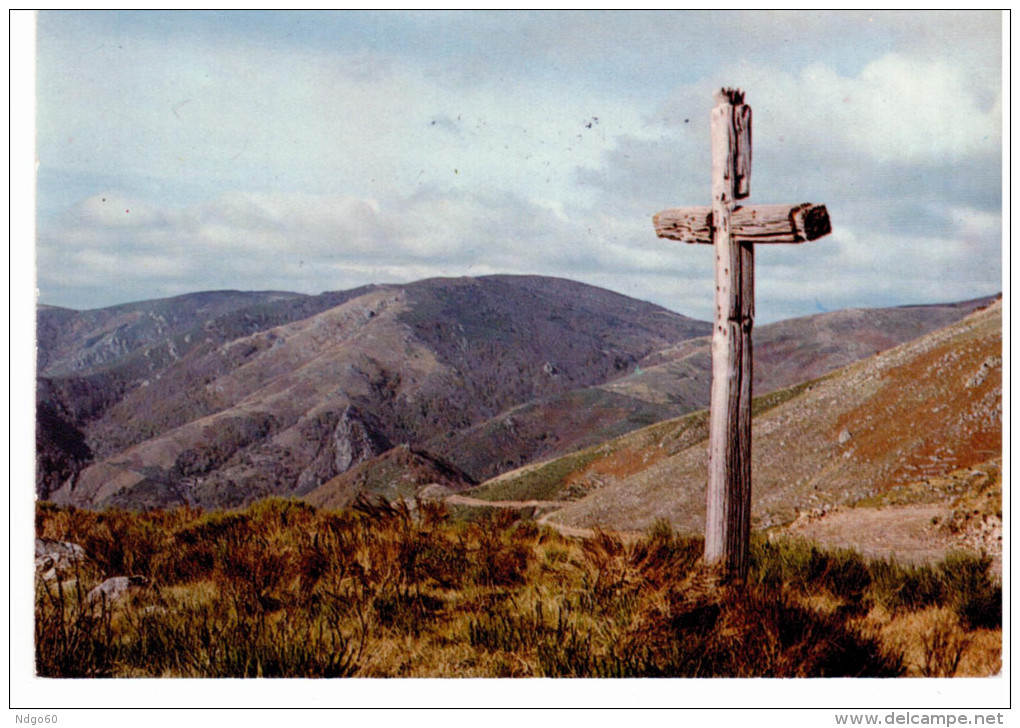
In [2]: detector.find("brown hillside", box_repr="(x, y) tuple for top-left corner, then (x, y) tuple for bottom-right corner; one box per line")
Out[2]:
(528, 300), (1001, 536)
(427, 297), (995, 483)
(603, 296), (996, 405)
(48, 276), (705, 509)
(38, 278), (993, 511)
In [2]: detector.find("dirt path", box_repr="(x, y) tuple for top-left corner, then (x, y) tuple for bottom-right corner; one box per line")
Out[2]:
(444, 494), (639, 540)
(444, 494), (574, 510)
(781, 504), (1000, 574)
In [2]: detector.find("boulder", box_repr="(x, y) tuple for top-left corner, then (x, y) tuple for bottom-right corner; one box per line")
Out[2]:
(85, 575), (151, 608)
(34, 538), (85, 581)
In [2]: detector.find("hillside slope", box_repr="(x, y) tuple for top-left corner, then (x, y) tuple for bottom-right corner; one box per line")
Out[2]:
(37, 291), (306, 377)
(36, 287), (379, 498)
(478, 300), (1001, 540)
(44, 276), (707, 508)
(601, 296), (997, 405)
(38, 277), (997, 511)
(432, 296), (996, 481)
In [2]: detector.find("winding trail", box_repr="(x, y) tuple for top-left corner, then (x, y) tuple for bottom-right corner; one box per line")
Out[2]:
(444, 494), (573, 511)
(443, 494), (636, 540)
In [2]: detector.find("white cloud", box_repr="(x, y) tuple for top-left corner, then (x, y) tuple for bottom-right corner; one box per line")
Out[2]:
(655, 52), (999, 173)
(33, 12), (1001, 321)
(807, 54), (999, 164)
(37, 26), (644, 215)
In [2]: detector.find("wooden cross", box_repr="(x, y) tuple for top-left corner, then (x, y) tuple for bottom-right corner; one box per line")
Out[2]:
(653, 88), (831, 582)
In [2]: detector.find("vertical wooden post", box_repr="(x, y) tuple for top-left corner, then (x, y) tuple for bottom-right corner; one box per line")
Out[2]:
(654, 88), (829, 582)
(703, 88), (753, 581)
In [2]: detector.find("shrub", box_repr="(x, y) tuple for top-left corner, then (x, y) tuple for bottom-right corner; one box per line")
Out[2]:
(34, 499), (997, 679)
(749, 537), (816, 591)
(373, 591), (444, 637)
(938, 552), (1001, 630)
(868, 559), (945, 612)
(468, 600), (561, 653)
(471, 536), (531, 588)
(629, 531), (701, 587)
(35, 568), (118, 677)
(812, 548), (872, 602)
(751, 538), (871, 605)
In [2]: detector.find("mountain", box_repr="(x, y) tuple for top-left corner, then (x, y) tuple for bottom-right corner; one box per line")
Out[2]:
(601, 296), (999, 405)
(427, 295), (997, 481)
(35, 287), (380, 499)
(424, 387), (683, 481)
(474, 299), (1002, 544)
(36, 275), (997, 511)
(38, 290), (308, 378)
(40, 276), (707, 508)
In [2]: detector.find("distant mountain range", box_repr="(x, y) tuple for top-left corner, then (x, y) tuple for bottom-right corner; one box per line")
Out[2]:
(35, 275), (997, 510)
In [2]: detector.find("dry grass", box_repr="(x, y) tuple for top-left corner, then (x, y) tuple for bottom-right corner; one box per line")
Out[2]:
(35, 499), (999, 678)
(869, 606), (1001, 677)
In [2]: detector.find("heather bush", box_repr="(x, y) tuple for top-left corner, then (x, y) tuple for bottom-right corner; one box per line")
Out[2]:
(34, 501), (997, 678)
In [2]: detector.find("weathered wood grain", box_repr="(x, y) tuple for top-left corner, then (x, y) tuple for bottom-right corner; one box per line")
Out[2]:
(654, 86), (832, 584)
(734, 104), (752, 199)
(703, 91), (754, 580)
(653, 203), (831, 244)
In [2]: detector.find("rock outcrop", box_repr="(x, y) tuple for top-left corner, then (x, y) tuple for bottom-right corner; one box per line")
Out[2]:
(85, 575), (151, 608)
(34, 538), (86, 582)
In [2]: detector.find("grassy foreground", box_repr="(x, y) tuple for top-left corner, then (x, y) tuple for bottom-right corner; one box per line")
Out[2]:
(35, 498), (1000, 678)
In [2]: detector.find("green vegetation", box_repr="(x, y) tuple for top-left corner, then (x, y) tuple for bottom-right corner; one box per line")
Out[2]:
(35, 499), (1000, 678)
(750, 373), (834, 417)
(467, 448), (606, 502)
(751, 538), (1001, 629)
(467, 375), (831, 507)
(466, 411), (708, 503)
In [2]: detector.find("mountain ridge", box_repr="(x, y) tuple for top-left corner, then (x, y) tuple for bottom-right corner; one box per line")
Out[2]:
(40, 276), (708, 507)
(36, 276), (998, 510)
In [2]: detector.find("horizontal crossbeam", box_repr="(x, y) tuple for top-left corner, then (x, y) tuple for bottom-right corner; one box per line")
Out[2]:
(653, 202), (831, 245)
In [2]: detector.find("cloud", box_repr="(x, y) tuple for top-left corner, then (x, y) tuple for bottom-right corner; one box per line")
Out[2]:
(34, 12), (1001, 322)
(653, 52), (999, 168)
(568, 49), (1001, 318)
(37, 172), (1000, 324)
(36, 20), (643, 212)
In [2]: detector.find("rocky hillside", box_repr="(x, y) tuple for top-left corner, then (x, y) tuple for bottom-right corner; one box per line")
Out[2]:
(39, 276), (707, 508)
(39, 290), (310, 378)
(35, 287), (379, 499)
(430, 295), (996, 481)
(601, 296), (997, 405)
(475, 299), (1001, 550)
(37, 275), (997, 511)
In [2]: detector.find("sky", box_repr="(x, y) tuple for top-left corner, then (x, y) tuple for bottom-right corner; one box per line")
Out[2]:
(30, 10), (1004, 323)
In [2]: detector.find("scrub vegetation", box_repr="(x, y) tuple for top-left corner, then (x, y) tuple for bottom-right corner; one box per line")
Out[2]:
(35, 498), (1000, 678)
